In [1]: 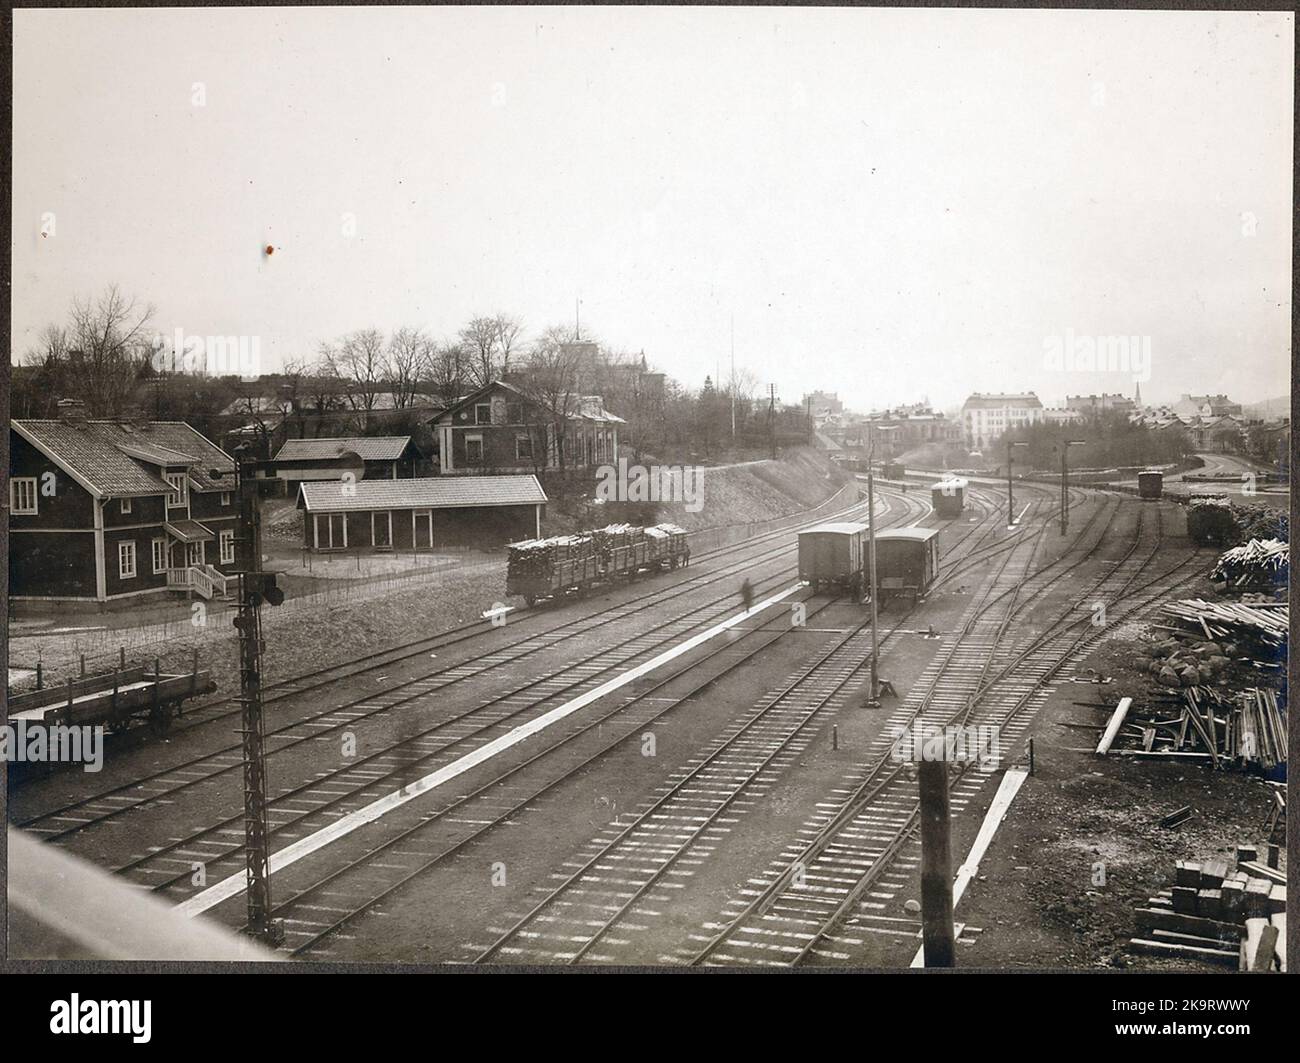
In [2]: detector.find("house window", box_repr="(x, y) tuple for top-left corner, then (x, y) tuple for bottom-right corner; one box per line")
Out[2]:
(466, 435), (484, 463)
(475, 403), (492, 425)
(187, 541), (205, 566)
(152, 538), (168, 574)
(507, 403), (523, 424)
(219, 530), (235, 564)
(516, 434), (534, 460)
(121, 497), (133, 515)
(165, 472), (187, 508)
(220, 492), (231, 507)
(118, 541), (137, 579)
(9, 477), (38, 515)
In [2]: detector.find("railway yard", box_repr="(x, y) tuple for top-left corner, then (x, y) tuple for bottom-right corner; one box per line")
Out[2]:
(8, 474), (1284, 967)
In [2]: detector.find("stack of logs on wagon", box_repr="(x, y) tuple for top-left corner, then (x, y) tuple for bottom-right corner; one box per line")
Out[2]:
(506, 523), (690, 605)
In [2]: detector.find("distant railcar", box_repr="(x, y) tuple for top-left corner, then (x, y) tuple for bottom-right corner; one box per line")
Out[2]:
(874, 527), (941, 604)
(883, 462), (906, 479)
(1186, 496), (1236, 546)
(797, 522), (868, 597)
(931, 478), (968, 519)
(1137, 470), (1164, 500)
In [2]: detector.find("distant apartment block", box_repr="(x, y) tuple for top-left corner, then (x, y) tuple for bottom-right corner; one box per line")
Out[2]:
(960, 393), (1044, 450)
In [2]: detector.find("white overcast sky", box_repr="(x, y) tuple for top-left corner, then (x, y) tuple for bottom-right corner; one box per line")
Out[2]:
(11, 6), (1293, 412)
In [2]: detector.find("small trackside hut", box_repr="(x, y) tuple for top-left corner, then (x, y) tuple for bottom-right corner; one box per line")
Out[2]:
(874, 527), (940, 604)
(931, 477), (968, 519)
(797, 522), (868, 597)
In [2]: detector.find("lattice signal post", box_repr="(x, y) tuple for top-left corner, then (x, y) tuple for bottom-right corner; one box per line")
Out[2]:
(212, 444), (284, 944)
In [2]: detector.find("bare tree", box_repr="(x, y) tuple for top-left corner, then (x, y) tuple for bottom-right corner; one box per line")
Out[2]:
(326, 328), (387, 426)
(459, 316), (500, 388)
(386, 327), (429, 409)
(422, 341), (466, 408)
(57, 284), (156, 417)
(519, 324), (589, 476)
(493, 313), (524, 378)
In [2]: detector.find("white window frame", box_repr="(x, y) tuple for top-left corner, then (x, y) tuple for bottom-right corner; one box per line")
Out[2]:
(10, 477), (38, 515)
(187, 541), (205, 567)
(152, 537), (168, 575)
(220, 491), (231, 507)
(515, 434), (534, 460)
(465, 434), (484, 463)
(219, 529), (235, 564)
(475, 403), (492, 425)
(120, 497), (133, 515)
(165, 472), (188, 508)
(118, 540), (137, 579)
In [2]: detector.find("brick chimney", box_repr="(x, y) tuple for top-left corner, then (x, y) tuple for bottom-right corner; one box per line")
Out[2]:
(55, 398), (88, 423)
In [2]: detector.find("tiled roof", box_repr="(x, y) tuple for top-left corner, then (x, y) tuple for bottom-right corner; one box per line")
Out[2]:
(13, 420), (235, 496)
(117, 441), (198, 466)
(273, 437), (412, 462)
(298, 475), (548, 513)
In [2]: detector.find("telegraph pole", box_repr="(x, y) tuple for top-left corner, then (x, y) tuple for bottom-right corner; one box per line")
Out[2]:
(767, 383), (777, 460)
(865, 425), (881, 705)
(1006, 439), (1027, 526)
(730, 314), (736, 440)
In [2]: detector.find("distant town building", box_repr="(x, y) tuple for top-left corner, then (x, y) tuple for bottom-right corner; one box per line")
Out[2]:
(803, 391), (844, 425)
(959, 393), (1045, 450)
(1172, 394), (1243, 419)
(1065, 393), (1135, 416)
(840, 403), (961, 457)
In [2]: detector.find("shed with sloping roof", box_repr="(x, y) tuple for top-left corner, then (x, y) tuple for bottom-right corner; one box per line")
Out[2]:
(296, 475), (548, 552)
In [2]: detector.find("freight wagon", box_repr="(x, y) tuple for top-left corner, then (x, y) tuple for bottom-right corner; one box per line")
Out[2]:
(874, 528), (940, 604)
(1186, 496), (1236, 546)
(1137, 470), (1164, 500)
(797, 522), (868, 597)
(931, 478), (968, 519)
(505, 523), (689, 606)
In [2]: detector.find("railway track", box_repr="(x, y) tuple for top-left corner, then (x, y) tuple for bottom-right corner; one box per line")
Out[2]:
(226, 477), (1039, 954)
(460, 490), (1114, 963)
(16, 487), (925, 839)
(41, 485), (959, 906)
(685, 504), (1212, 966)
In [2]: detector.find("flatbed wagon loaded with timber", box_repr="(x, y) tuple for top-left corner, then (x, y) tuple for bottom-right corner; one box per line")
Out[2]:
(6, 653), (216, 739)
(505, 523), (690, 606)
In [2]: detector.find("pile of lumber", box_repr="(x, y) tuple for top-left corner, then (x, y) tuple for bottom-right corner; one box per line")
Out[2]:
(591, 523), (645, 559)
(1161, 598), (1288, 656)
(1130, 848), (1286, 970)
(1211, 538), (1289, 589)
(505, 534), (595, 579)
(1097, 686), (1286, 773)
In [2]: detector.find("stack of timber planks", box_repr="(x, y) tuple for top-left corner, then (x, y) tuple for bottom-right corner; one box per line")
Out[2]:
(505, 534), (596, 580)
(1097, 687), (1286, 773)
(1161, 599), (1287, 656)
(1211, 538), (1289, 590)
(1131, 847), (1286, 969)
